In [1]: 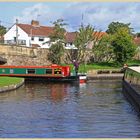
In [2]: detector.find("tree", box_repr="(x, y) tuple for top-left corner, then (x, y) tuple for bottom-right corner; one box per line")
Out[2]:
(92, 34), (114, 63)
(48, 19), (66, 64)
(111, 27), (136, 65)
(106, 21), (133, 35)
(65, 25), (95, 64)
(0, 25), (6, 36)
(136, 33), (140, 37)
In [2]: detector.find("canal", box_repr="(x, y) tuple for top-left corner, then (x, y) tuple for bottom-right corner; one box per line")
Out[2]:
(0, 80), (140, 138)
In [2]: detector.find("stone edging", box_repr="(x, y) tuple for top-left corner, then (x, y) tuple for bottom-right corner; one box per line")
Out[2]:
(87, 73), (124, 80)
(0, 79), (25, 93)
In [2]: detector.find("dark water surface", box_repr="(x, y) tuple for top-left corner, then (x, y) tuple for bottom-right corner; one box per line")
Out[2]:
(0, 80), (140, 138)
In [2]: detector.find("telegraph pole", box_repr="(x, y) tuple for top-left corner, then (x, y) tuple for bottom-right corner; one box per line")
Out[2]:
(16, 19), (18, 45)
(81, 13), (84, 27)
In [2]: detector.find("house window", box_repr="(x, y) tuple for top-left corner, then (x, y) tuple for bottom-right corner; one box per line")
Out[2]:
(31, 37), (34, 41)
(27, 69), (35, 74)
(14, 37), (16, 42)
(39, 37), (44, 41)
(46, 69), (52, 74)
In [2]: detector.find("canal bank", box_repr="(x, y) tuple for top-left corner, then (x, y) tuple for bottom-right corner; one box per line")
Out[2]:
(122, 66), (140, 114)
(0, 77), (24, 93)
(87, 73), (123, 80)
(87, 69), (123, 80)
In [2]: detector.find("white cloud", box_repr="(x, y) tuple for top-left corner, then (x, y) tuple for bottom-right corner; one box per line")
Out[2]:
(13, 2), (140, 32)
(13, 3), (61, 26)
(62, 2), (140, 32)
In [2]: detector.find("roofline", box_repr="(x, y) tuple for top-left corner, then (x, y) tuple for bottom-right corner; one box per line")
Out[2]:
(4, 23), (16, 36)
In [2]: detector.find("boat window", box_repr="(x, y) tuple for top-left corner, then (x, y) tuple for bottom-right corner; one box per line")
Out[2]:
(27, 69), (35, 74)
(46, 69), (52, 74)
(54, 68), (62, 74)
(10, 69), (14, 74)
(2, 69), (5, 73)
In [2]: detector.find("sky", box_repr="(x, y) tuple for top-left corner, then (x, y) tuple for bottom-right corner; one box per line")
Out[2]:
(0, 2), (140, 32)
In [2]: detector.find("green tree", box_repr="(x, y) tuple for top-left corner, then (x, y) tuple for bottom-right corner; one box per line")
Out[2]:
(65, 25), (95, 64)
(111, 27), (136, 65)
(48, 19), (66, 64)
(106, 21), (133, 34)
(0, 25), (6, 36)
(136, 32), (140, 37)
(92, 34), (114, 63)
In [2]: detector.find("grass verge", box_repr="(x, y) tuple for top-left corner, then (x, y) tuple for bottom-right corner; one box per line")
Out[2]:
(0, 77), (24, 87)
(68, 59), (140, 73)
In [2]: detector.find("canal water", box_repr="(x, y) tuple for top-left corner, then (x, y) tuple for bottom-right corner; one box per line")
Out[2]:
(0, 80), (140, 138)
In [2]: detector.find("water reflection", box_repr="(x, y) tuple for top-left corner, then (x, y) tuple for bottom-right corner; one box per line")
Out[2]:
(0, 80), (140, 138)
(24, 82), (81, 103)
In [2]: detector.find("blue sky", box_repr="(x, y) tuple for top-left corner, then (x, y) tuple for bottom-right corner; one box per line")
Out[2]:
(0, 2), (140, 32)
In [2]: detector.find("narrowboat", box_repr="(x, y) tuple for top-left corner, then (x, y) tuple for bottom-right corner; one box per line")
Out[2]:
(122, 66), (140, 113)
(0, 64), (87, 83)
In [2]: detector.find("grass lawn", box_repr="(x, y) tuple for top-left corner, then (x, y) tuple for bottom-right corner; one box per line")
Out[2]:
(69, 59), (140, 72)
(127, 59), (140, 66)
(0, 77), (24, 87)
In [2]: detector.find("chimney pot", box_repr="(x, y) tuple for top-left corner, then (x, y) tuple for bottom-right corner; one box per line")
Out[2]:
(31, 20), (39, 27)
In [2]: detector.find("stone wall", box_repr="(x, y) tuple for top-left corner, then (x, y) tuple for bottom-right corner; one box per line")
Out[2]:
(0, 45), (51, 65)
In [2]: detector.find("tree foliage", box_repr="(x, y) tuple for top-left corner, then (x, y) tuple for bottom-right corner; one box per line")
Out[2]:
(92, 34), (114, 63)
(106, 22), (133, 34)
(65, 25), (95, 64)
(0, 25), (6, 36)
(65, 25), (113, 64)
(48, 19), (66, 64)
(136, 32), (140, 37)
(111, 27), (136, 65)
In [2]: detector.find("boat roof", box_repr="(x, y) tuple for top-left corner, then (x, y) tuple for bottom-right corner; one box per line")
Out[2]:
(128, 66), (140, 73)
(0, 65), (69, 68)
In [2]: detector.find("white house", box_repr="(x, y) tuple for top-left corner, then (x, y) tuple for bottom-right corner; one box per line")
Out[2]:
(4, 20), (54, 48)
(4, 20), (106, 49)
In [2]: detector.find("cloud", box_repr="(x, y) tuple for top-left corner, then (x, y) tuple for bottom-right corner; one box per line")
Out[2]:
(13, 3), (61, 26)
(13, 2), (140, 32)
(62, 2), (140, 32)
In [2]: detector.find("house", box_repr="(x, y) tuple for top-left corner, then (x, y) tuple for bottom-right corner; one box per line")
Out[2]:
(65, 32), (77, 49)
(65, 31), (107, 49)
(134, 36), (140, 47)
(4, 20), (106, 49)
(4, 20), (54, 48)
(134, 36), (140, 59)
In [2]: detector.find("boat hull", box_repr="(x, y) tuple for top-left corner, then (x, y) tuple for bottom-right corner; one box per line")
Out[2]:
(24, 75), (79, 83)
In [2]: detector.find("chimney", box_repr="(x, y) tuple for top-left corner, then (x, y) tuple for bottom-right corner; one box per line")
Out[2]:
(31, 20), (39, 27)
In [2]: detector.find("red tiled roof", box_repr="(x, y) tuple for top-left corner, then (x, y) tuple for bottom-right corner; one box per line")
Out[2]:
(65, 31), (107, 43)
(134, 37), (140, 46)
(18, 23), (106, 43)
(65, 32), (77, 43)
(18, 24), (54, 37)
(93, 31), (107, 39)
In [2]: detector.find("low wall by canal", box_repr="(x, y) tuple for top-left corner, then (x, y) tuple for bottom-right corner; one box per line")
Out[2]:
(87, 69), (124, 80)
(0, 78), (24, 93)
(122, 66), (140, 114)
(122, 80), (140, 113)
